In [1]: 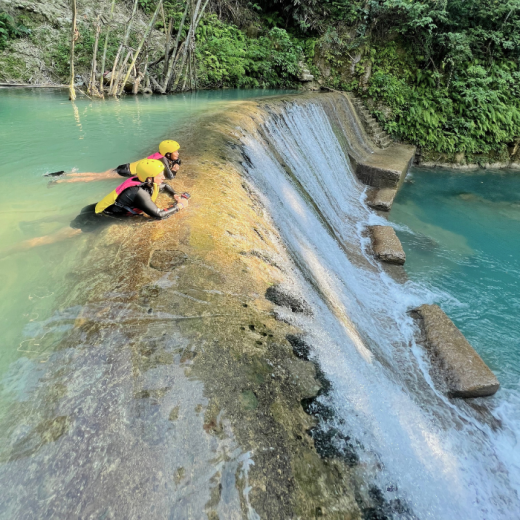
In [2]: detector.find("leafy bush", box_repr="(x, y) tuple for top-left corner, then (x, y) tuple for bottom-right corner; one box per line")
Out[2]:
(0, 11), (31, 50)
(350, 0), (520, 154)
(196, 15), (302, 88)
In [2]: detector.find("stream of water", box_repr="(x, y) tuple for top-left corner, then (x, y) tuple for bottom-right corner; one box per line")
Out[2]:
(1, 89), (519, 519)
(241, 103), (520, 519)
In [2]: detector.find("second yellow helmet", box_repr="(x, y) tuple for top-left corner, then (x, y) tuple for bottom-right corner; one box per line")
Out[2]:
(136, 159), (165, 182)
(159, 140), (180, 156)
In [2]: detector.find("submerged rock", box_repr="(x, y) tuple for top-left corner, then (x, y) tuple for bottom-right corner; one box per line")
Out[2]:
(413, 304), (500, 398)
(149, 249), (188, 271)
(369, 225), (406, 265)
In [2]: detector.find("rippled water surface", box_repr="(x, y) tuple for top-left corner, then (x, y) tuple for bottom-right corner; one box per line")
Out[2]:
(390, 168), (520, 391)
(0, 88), (293, 373)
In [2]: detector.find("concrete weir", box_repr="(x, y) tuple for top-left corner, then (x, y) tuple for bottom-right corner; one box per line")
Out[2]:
(339, 91), (500, 399)
(0, 93), (365, 519)
(0, 92), (499, 518)
(413, 305), (500, 398)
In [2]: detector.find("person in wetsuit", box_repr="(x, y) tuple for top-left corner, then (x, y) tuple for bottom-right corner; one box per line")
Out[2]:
(70, 159), (189, 232)
(0, 159), (189, 257)
(51, 140), (182, 184)
(113, 140), (181, 180)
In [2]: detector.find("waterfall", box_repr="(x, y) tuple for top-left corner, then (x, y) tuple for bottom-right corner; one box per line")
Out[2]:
(240, 98), (520, 520)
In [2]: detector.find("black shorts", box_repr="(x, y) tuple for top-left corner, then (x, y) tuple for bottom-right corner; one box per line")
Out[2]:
(114, 163), (132, 177)
(70, 204), (127, 233)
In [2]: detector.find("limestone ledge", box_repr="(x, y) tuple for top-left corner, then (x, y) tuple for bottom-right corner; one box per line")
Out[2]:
(7, 93), (362, 519)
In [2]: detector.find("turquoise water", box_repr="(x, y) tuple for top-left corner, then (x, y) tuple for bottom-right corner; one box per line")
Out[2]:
(390, 167), (520, 391)
(0, 88), (293, 373)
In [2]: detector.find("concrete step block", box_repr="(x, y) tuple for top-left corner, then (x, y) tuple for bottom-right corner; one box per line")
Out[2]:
(412, 305), (500, 398)
(369, 225), (406, 264)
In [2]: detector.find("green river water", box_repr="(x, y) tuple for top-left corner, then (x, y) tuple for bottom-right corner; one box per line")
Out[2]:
(0, 88), (292, 375)
(391, 167), (520, 393)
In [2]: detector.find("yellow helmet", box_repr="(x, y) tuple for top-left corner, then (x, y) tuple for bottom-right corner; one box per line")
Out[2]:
(135, 159), (165, 182)
(159, 140), (180, 156)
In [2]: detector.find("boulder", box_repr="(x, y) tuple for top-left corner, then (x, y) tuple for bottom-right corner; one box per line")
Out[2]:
(369, 226), (406, 265)
(413, 305), (500, 398)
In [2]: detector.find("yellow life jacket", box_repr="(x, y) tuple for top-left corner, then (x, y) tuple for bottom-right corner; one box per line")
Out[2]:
(95, 177), (160, 214)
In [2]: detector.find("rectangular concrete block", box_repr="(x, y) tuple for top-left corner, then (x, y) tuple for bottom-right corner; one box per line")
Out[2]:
(414, 304), (500, 398)
(370, 225), (406, 265)
(366, 188), (398, 211)
(355, 144), (416, 188)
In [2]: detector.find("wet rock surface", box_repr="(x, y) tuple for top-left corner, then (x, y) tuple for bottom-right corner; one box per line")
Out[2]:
(149, 249), (188, 271)
(265, 284), (313, 315)
(366, 187), (398, 211)
(0, 95), (364, 519)
(412, 304), (500, 398)
(369, 225), (406, 265)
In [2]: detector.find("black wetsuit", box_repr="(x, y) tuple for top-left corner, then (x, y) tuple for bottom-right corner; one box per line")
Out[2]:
(110, 182), (179, 218)
(71, 183), (180, 232)
(115, 157), (176, 180)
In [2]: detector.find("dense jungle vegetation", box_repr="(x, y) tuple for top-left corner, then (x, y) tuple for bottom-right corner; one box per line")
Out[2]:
(2, 0), (520, 157)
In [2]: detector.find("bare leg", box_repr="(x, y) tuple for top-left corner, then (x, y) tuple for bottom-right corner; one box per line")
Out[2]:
(52, 169), (121, 184)
(0, 228), (82, 259)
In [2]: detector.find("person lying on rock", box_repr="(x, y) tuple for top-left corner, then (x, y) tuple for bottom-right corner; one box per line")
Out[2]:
(90, 157), (189, 221)
(48, 140), (182, 184)
(0, 159), (190, 258)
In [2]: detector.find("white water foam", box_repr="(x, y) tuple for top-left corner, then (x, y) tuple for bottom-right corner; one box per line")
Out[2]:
(240, 102), (520, 519)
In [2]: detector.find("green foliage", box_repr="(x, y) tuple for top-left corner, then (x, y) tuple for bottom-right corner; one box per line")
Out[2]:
(196, 15), (302, 88)
(141, 0), (184, 17)
(50, 22), (136, 80)
(347, 1), (520, 154)
(0, 11), (31, 50)
(256, 1), (365, 33)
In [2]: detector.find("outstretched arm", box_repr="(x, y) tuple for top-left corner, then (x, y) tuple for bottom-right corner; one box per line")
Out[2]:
(133, 189), (182, 219)
(159, 157), (176, 180)
(159, 183), (190, 207)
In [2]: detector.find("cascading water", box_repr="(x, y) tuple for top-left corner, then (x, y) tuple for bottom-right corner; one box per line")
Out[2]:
(240, 100), (520, 519)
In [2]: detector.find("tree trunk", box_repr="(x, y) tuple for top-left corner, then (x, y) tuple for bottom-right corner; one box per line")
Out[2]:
(99, 0), (117, 87)
(171, 0), (203, 92)
(88, 18), (102, 97)
(123, 0), (139, 47)
(108, 44), (123, 94)
(119, 0), (164, 97)
(169, 0), (207, 92)
(112, 50), (132, 96)
(69, 0), (77, 101)
(162, 17), (173, 84)
(162, 0), (190, 91)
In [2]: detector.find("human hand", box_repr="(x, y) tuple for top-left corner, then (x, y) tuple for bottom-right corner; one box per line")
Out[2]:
(174, 194), (189, 208)
(172, 164), (180, 173)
